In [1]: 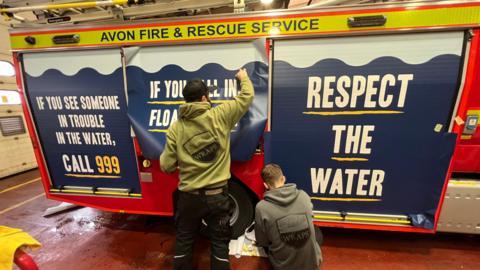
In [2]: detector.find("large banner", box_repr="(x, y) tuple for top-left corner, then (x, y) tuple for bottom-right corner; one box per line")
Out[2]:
(268, 32), (463, 228)
(126, 40), (268, 160)
(23, 50), (141, 195)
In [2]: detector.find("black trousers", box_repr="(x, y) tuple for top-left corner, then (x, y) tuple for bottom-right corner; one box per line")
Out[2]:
(173, 189), (232, 270)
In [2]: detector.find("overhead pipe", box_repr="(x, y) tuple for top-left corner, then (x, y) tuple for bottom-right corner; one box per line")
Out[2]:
(0, 0), (143, 14)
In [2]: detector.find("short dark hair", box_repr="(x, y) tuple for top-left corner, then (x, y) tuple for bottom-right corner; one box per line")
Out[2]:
(182, 79), (208, 102)
(261, 163), (284, 186)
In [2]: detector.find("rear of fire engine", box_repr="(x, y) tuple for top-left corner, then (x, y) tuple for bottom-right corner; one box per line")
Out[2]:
(1, 0), (480, 238)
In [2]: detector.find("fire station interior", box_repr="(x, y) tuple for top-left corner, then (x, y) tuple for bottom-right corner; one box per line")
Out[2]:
(1, 0), (480, 269)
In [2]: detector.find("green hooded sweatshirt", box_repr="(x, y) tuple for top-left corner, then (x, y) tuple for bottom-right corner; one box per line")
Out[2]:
(160, 77), (254, 191)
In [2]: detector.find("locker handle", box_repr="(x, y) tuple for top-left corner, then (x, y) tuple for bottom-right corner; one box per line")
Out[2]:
(348, 15), (387, 28)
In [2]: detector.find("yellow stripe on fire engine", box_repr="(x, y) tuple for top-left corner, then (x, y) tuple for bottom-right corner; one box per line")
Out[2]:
(9, 4), (480, 50)
(313, 215), (411, 225)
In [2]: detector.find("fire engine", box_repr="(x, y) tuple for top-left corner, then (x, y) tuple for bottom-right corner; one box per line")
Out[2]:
(2, 0), (480, 237)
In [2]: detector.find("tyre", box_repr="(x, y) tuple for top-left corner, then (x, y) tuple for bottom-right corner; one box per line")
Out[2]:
(227, 180), (256, 238)
(201, 180), (256, 239)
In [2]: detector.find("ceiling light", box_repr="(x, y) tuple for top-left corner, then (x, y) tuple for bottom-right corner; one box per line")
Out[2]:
(269, 27), (280, 35)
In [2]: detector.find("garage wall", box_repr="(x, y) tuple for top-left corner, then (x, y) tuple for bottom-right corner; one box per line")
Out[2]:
(0, 19), (16, 90)
(0, 19), (38, 178)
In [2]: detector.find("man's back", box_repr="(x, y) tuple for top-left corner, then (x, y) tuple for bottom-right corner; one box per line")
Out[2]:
(255, 183), (322, 270)
(160, 76), (254, 191)
(159, 70), (255, 270)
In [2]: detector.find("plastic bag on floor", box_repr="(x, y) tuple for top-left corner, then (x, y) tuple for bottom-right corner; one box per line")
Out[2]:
(229, 222), (267, 258)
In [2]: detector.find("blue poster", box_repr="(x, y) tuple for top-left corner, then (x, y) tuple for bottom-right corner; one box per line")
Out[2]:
(23, 50), (141, 194)
(125, 41), (268, 160)
(268, 32), (463, 228)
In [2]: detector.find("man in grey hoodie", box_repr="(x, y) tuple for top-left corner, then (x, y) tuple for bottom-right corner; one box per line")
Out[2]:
(255, 164), (322, 270)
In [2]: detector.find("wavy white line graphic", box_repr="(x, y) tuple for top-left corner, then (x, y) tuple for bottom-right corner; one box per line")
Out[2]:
(126, 40), (267, 72)
(274, 32), (464, 67)
(23, 40), (267, 77)
(23, 49), (122, 77)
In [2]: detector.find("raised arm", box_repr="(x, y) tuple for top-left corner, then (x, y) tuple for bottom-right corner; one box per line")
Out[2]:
(160, 124), (178, 173)
(213, 68), (255, 129)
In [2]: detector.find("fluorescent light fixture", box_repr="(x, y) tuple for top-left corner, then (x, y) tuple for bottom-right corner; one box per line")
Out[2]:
(261, 0), (274, 4)
(0, 61), (15, 77)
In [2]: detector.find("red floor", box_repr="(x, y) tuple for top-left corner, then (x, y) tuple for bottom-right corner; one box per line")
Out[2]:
(1, 169), (480, 270)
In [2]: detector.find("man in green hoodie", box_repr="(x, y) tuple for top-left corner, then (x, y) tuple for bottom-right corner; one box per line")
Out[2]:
(160, 68), (254, 270)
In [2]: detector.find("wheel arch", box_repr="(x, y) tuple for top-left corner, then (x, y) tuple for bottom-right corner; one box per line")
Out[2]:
(230, 153), (265, 200)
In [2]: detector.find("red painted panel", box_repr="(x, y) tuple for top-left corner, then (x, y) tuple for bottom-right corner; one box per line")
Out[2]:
(231, 154), (265, 199)
(452, 29), (480, 173)
(451, 145), (480, 172)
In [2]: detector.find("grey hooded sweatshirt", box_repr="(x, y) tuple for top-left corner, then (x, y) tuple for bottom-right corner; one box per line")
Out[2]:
(255, 184), (321, 270)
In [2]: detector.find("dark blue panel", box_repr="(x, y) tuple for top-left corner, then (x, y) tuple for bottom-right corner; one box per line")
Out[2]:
(127, 61), (268, 161)
(24, 68), (141, 194)
(269, 56), (460, 228)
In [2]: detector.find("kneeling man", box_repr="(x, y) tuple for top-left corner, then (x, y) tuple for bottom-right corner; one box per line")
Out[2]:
(255, 164), (322, 270)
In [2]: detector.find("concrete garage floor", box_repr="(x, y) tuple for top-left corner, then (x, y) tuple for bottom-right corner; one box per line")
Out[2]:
(1, 170), (480, 270)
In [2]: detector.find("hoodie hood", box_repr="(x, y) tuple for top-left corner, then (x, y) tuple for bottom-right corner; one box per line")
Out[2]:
(264, 183), (299, 206)
(179, 102), (211, 120)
